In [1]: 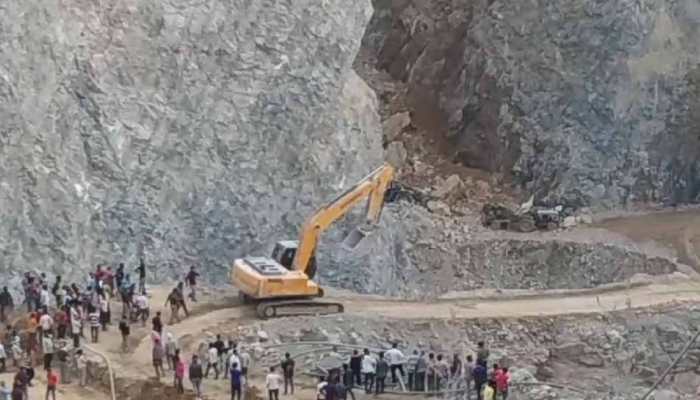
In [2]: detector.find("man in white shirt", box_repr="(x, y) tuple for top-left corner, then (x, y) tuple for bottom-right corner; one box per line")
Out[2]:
(39, 311), (54, 344)
(265, 366), (282, 400)
(42, 334), (55, 370)
(39, 285), (50, 310)
(239, 348), (251, 376)
(228, 350), (241, 374)
(134, 293), (149, 326)
(385, 343), (406, 386)
(205, 344), (219, 379)
(361, 348), (376, 394)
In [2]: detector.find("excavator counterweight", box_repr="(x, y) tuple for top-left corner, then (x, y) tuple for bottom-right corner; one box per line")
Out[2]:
(230, 164), (395, 318)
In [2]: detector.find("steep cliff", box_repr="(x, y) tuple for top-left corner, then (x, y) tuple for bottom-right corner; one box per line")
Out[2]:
(0, 0), (381, 282)
(362, 0), (700, 208)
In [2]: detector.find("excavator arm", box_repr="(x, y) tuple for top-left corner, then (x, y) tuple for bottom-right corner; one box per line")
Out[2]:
(292, 164), (395, 274)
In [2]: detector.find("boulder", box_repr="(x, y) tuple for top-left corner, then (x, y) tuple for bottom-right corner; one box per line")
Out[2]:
(433, 174), (463, 198)
(382, 112), (411, 142)
(386, 141), (408, 169)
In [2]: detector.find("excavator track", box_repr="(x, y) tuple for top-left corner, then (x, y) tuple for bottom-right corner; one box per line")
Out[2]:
(256, 300), (344, 319)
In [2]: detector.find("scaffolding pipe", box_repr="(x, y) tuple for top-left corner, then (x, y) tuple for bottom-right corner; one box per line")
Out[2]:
(83, 344), (117, 400)
(640, 330), (700, 400)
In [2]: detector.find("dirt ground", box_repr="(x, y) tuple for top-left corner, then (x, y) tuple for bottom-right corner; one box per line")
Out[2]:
(594, 208), (700, 269)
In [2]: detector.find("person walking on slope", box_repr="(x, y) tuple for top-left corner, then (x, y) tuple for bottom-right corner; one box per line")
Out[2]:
(174, 352), (185, 394)
(473, 362), (488, 400)
(185, 266), (200, 302)
(152, 337), (165, 380)
(205, 343), (219, 379)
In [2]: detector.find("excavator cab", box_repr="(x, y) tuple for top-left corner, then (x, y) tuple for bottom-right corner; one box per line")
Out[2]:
(271, 240), (317, 279)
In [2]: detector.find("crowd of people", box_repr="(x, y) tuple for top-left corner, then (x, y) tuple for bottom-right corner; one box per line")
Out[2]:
(301, 342), (511, 400)
(0, 261), (201, 400)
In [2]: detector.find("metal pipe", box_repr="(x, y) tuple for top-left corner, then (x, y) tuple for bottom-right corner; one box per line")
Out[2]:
(83, 344), (117, 400)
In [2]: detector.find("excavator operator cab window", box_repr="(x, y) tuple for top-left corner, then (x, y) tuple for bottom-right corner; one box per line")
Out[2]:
(272, 242), (297, 270)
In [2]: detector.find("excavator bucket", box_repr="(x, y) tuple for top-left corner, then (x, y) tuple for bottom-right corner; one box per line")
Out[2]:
(342, 226), (372, 250)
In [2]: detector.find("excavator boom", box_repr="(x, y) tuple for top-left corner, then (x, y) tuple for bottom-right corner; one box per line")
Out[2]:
(292, 164), (395, 274)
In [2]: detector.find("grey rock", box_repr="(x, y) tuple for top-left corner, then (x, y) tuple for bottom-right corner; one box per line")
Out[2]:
(0, 0), (379, 283)
(382, 111), (411, 143)
(362, 0), (700, 207)
(386, 141), (408, 168)
(433, 174), (463, 198)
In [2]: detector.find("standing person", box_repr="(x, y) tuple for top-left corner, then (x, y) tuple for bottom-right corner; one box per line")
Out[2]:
(361, 348), (376, 394)
(185, 266), (200, 302)
(349, 350), (362, 387)
(54, 307), (68, 339)
(115, 264), (125, 294)
(472, 362), (488, 400)
(482, 380), (496, 400)
(45, 367), (58, 400)
(239, 347), (251, 377)
(39, 285), (50, 311)
(205, 343), (219, 379)
(426, 353), (436, 392)
(39, 310), (54, 342)
(0, 381), (10, 400)
(174, 353), (185, 394)
(10, 331), (22, 368)
(88, 306), (100, 343)
(99, 292), (109, 331)
(26, 313), (38, 358)
(414, 351), (427, 392)
(42, 334), (55, 370)
(476, 342), (489, 367)
(495, 367), (510, 400)
(213, 335), (225, 377)
(406, 350), (419, 391)
(385, 343), (405, 386)
(375, 352), (388, 395)
(151, 311), (163, 336)
(136, 258), (147, 295)
(134, 291), (149, 327)
(450, 353), (463, 387)
(281, 353), (295, 395)
(165, 333), (178, 371)
(119, 318), (131, 352)
(0, 287), (13, 323)
(55, 339), (71, 385)
(436, 354), (449, 391)
(70, 304), (82, 349)
(265, 366), (281, 400)
(230, 362), (243, 400)
(341, 365), (358, 399)
(0, 341), (6, 373)
(152, 337), (165, 379)
(189, 355), (204, 400)
(464, 355), (475, 400)
(51, 277), (62, 308)
(76, 350), (87, 387)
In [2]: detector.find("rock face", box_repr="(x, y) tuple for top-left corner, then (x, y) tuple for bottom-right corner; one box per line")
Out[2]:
(363, 0), (700, 207)
(0, 0), (381, 282)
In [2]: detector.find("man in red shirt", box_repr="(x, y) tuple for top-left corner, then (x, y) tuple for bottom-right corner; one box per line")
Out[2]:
(495, 367), (510, 400)
(46, 367), (59, 400)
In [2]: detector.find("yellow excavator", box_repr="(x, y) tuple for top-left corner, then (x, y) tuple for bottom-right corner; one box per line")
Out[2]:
(230, 164), (396, 318)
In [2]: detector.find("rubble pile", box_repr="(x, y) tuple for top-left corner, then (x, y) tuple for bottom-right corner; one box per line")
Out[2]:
(187, 304), (700, 399)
